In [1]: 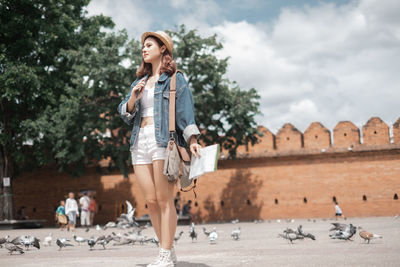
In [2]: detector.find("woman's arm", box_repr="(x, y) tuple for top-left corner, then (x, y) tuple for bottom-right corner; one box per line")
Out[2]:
(175, 73), (201, 156)
(117, 78), (146, 125)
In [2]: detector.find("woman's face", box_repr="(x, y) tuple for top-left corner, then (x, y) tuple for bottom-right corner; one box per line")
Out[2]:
(142, 37), (165, 63)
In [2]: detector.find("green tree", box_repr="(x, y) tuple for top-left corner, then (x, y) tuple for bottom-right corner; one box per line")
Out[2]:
(167, 25), (261, 157)
(0, 0), (132, 219)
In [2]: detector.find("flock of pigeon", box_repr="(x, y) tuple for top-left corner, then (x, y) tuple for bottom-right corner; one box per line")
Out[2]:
(278, 222), (383, 244)
(0, 200), (386, 256)
(0, 222), (240, 255)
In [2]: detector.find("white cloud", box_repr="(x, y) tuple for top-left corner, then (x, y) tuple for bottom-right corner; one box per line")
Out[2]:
(212, 0), (400, 133)
(86, 0), (152, 39)
(170, 0), (223, 36)
(170, 0), (188, 8)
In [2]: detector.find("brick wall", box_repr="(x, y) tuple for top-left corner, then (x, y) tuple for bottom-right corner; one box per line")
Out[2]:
(11, 117), (400, 225)
(276, 123), (303, 151)
(304, 122), (331, 149)
(362, 117), (390, 146)
(333, 121), (360, 148)
(394, 118), (400, 144)
(248, 126), (275, 153)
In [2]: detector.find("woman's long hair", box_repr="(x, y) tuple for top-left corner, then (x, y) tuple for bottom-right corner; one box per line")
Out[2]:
(136, 35), (176, 78)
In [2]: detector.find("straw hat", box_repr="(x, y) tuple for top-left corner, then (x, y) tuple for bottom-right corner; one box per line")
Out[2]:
(141, 31), (173, 55)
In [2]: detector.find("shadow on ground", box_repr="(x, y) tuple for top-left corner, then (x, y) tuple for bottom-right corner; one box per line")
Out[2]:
(137, 262), (210, 267)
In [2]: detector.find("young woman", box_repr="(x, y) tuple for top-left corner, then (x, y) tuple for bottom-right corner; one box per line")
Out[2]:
(118, 31), (201, 267)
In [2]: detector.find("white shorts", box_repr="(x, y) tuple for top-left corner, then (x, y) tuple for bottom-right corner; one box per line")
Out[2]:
(131, 124), (166, 165)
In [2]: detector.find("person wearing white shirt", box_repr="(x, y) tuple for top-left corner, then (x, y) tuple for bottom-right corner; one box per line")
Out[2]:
(334, 201), (343, 219)
(65, 192), (79, 231)
(79, 191), (91, 228)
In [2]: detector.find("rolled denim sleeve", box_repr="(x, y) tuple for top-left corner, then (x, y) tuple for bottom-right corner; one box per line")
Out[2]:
(118, 80), (139, 125)
(175, 73), (200, 143)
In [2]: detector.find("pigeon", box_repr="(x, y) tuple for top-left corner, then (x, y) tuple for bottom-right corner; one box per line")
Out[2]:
(103, 221), (117, 230)
(43, 233), (53, 246)
(203, 227), (211, 237)
(283, 227), (297, 234)
(278, 227), (305, 243)
(96, 235), (113, 249)
(116, 200), (139, 228)
(73, 235), (87, 245)
(358, 227), (383, 244)
(88, 236), (97, 250)
(143, 236), (159, 246)
(278, 231), (304, 244)
(4, 242), (24, 255)
(329, 223), (357, 241)
(15, 235), (40, 250)
(297, 225), (316, 240)
(231, 219), (239, 224)
(111, 232), (123, 242)
(231, 227), (241, 240)
(121, 231), (145, 245)
(0, 235), (9, 248)
(329, 223), (350, 232)
(174, 231), (184, 244)
(209, 228), (218, 244)
(189, 223), (197, 242)
(56, 238), (73, 250)
(95, 225), (102, 231)
(10, 236), (22, 245)
(112, 236), (135, 246)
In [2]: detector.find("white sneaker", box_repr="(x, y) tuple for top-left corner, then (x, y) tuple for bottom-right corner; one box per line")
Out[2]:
(171, 247), (177, 265)
(150, 248), (174, 267)
(147, 249), (162, 267)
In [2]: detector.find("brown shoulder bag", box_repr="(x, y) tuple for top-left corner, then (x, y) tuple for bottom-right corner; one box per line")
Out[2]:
(163, 71), (197, 193)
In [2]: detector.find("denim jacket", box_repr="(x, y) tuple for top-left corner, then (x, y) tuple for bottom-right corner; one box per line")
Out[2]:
(118, 72), (200, 150)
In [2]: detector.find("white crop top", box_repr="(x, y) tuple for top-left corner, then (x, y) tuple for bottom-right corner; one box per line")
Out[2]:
(140, 83), (154, 117)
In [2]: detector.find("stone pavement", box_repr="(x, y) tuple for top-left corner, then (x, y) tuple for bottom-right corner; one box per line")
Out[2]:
(0, 216), (399, 267)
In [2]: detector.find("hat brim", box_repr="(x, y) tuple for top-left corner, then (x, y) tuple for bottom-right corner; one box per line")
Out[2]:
(141, 31), (173, 55)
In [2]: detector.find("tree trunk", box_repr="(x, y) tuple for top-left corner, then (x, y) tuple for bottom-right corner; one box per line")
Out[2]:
(0, 186), (3, 220)
(0, 145), (14, 220)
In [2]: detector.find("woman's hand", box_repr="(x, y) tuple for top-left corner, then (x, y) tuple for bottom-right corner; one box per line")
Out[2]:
(127, 78), (146, 112)
(130, 77), (146, 101)
(189, 135), (201, 157)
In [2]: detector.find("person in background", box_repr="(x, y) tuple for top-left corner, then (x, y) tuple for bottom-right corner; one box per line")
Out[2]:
(16, 206), (28, 220)
(174, 191), (182, 215)
(334, 201), (343, 219)
(89, 195), (98, 226)
(182, 200), (192, 216)
(79, 191), (91, 229)
(65, 192), (79, 231)
(55, 200), (67, 230)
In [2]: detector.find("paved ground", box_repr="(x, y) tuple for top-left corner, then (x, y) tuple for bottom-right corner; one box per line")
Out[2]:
(0, 216), (399, 267)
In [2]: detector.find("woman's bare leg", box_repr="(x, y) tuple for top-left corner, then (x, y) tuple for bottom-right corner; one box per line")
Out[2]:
(153, 160), (177, 250)
(134, 164), (162, 243)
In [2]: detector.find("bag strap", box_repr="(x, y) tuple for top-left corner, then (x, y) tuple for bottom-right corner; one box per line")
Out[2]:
(169, 71), (177, 133)
(180, 179), (197, 198)
(168, 70), (198, 199)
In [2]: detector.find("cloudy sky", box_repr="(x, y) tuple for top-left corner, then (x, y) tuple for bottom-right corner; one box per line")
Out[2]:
(87, 0), (400, 136)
